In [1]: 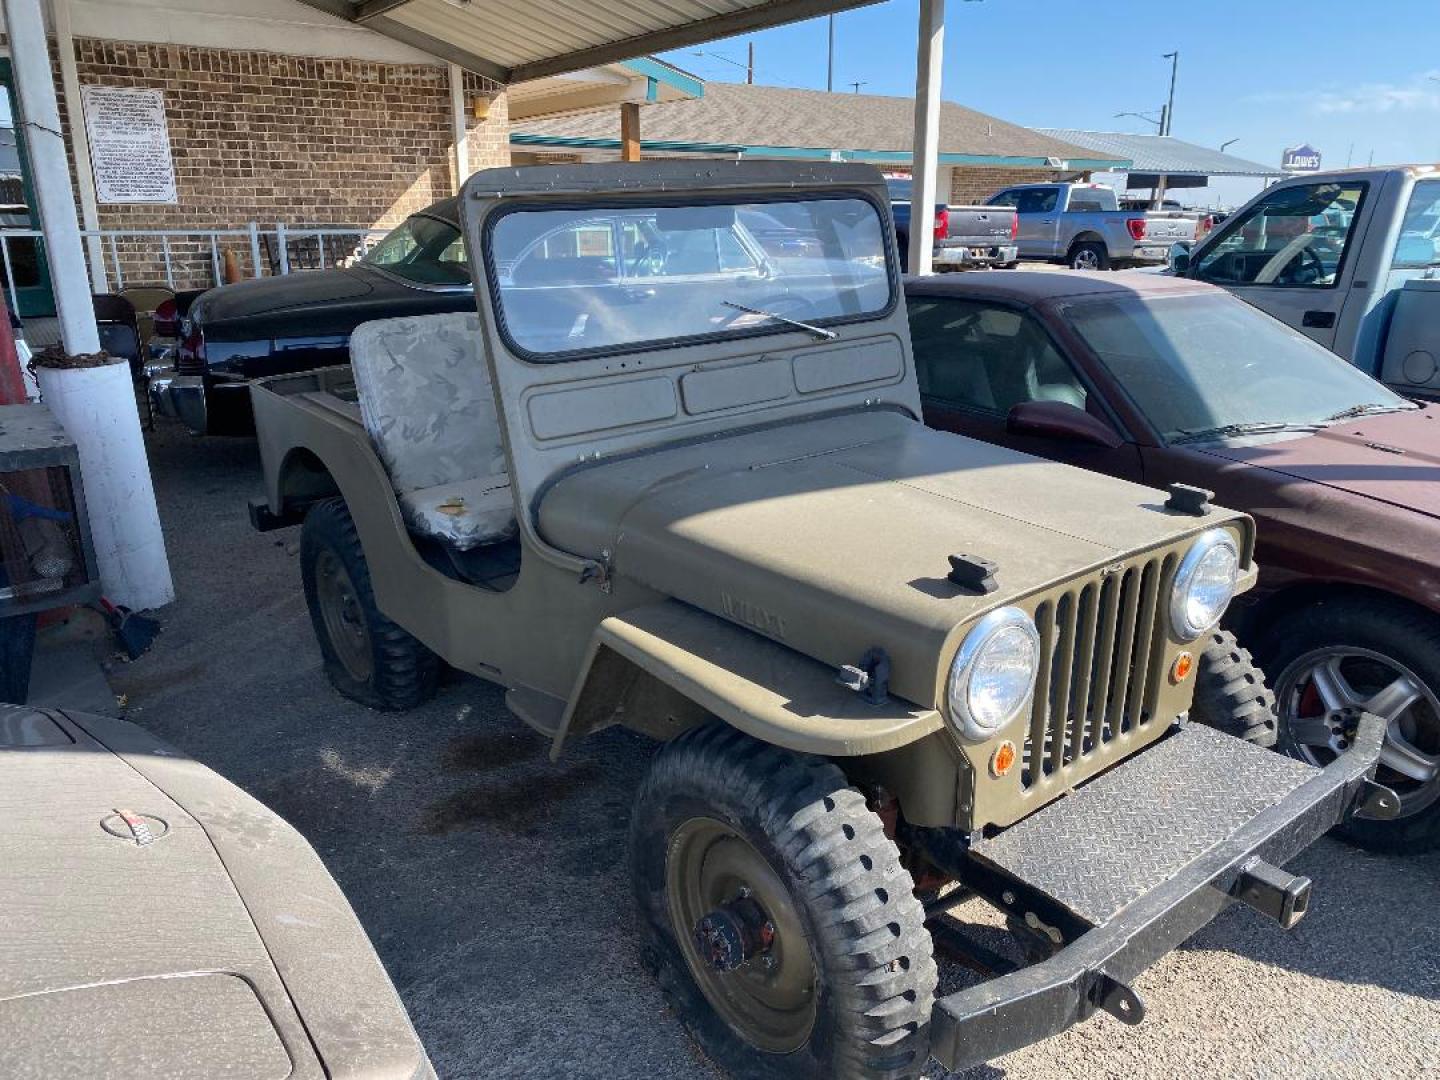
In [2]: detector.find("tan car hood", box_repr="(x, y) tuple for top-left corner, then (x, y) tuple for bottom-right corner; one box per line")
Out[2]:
(538, 410), (1241, 706)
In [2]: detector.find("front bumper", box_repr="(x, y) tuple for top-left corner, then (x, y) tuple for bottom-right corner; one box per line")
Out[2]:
(922, 712), (1393, 1071)
(933, 242), (1018, 268)
(149, 373), (208, 434)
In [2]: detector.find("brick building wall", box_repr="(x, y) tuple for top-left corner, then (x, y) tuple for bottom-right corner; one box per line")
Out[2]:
(948, 166), (1085, 204)
(51, 38), (510, 288)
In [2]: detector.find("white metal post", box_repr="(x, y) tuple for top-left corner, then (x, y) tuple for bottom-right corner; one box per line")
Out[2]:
(908, 0), (944, 276)
(4, 0), (173, 610)
(449, 63), (469, 195)
(49, 0), (109, 294)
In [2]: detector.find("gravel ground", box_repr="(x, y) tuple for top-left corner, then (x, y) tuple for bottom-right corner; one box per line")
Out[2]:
(112, 420), (1440, 1080)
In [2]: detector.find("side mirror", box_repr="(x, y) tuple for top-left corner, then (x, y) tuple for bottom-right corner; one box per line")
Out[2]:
(1168, 242), (1192, 273)
(1007, 400), (1124, 449)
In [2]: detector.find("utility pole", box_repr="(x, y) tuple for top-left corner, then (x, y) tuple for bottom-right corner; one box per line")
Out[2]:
(827, 15), (835, 91)
(849, 81), (867, 94)
(747, 41), (754, 84)
(1162, 51), (1178, 134)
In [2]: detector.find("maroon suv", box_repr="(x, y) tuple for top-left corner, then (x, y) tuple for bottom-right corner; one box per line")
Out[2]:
(906, 271), (1440, 853)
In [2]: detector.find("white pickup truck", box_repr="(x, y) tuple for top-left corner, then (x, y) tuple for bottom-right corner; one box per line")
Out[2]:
(1171, 165), (1440, 402)
(986, 182), (1201, 270)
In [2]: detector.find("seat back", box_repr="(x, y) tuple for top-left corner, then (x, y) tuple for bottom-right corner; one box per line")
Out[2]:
(350, 312), (507, 496)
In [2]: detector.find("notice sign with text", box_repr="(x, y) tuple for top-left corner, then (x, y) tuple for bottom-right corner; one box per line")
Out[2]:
(81, 86), (178, 204)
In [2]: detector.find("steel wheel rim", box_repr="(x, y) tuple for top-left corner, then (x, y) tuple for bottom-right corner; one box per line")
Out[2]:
(315, 548), (373, 682)
(1277, 645), (1440, 818)
(666, 816), (819, 1053)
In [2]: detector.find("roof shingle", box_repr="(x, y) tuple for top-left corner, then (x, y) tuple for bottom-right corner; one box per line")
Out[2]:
(513, 82), (1127, 167)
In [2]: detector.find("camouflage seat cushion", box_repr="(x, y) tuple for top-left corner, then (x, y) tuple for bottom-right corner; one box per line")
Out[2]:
(350, 312), (515, 549)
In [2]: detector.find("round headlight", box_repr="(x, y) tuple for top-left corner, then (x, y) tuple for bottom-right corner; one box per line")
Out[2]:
(947, 607), (1041, 741)
(1170, 529), (1239, 641)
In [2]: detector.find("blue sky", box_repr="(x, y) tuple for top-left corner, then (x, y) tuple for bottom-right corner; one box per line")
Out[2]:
(659, 0), (1440, 207)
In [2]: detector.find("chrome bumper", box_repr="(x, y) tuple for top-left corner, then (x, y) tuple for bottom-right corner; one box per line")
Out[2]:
(934, 243), (1018, 268)
(149, 373), (208, 435)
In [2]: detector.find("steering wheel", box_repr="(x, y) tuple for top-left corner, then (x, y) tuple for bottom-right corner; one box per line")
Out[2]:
(1279, 246), (1327, 286)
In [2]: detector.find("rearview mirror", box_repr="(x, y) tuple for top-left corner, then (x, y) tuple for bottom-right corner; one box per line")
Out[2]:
(1168, 242), (1191, 273)
(1008, 400), (1124, 449)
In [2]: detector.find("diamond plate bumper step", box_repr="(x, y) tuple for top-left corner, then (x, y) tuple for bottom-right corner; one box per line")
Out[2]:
(919, 712), (1396, 1072)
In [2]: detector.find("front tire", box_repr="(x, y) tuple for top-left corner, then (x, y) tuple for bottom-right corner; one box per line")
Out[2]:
(1259, 598), (1440, 853)
(631, 724), (937, 1079)
(1067, 241), (1109, 270)
(300, 497), (439, 711)
(1189, 629), (1277, 746)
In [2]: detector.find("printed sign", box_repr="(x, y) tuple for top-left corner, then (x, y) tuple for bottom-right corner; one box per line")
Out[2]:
(1281, 144), (1323, 173)
(80, 86), (178, 204)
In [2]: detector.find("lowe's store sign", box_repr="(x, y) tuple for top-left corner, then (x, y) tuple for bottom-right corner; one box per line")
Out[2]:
(1282, 144), (1323, 173)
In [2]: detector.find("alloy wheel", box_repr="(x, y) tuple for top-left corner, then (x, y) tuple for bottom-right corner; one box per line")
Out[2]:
(1277, 646), (1440, 819)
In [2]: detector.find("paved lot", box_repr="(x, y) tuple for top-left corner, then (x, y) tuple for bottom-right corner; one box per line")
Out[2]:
(113, 420), (1440, 1080)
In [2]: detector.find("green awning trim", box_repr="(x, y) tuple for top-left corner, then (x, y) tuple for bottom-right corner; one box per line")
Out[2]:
(617, 57), (704, 100)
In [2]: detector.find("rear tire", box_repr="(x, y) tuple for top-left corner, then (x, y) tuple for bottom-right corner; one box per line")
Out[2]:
(1189, 629), (1277, 746)
(631, 724), (937, 1079)
(300, 497), (438, 711)
(1259, 599), (1440, 853)
(1067, 241), (1109, 271)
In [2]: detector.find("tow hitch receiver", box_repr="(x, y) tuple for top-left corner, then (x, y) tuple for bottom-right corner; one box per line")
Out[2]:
(1231, 858), (1311, 929)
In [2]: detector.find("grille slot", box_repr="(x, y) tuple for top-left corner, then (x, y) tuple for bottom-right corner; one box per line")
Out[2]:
(1021, 554), (1175, 791)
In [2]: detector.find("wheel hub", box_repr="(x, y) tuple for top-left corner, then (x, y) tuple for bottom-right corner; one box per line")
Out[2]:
(693, 893), (775, 972)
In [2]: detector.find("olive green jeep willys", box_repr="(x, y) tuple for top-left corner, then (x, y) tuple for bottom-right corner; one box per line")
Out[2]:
(248, 162), (1394, 1078)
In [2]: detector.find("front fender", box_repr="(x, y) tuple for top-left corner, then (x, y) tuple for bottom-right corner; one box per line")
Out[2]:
(551, 600), (944, 760)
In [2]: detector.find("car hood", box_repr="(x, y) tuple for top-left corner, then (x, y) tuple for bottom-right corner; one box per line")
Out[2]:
(539, 410), (1244, 707)
(1196, 405), (1440, 519)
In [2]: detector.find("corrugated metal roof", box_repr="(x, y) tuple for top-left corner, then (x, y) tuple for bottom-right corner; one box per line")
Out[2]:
(514, 83), (1129, 168)
(1034, 130), (1282, 177)
(293, 0), (880, 83)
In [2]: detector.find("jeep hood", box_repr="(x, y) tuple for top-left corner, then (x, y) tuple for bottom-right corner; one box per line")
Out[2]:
(538, 410), (1242, 707)
(1194, 404), (1440, 520)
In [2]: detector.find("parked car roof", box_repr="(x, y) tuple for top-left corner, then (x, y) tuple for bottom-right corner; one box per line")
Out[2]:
(903, 269), (1214, 305)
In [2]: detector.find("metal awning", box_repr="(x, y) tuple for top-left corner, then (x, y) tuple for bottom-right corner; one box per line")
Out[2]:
(292, 0), (879, 84)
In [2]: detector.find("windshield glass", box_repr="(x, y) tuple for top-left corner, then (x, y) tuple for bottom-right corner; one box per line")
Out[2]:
(1393, 178), (1440, 269)
(1064, 291), (1413, 441)
(362, 214), (469, 287)
(488, 197), (891, 359)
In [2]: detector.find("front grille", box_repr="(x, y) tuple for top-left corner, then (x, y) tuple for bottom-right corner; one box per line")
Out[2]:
(1020, 552), (1176, 791)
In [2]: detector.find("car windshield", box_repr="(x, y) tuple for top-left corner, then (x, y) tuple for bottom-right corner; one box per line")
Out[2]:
(1393, 178), (1440, 269)
(488, 197), (891, 359)
(362, 214), (469, 287)
(1063, 291), (1415, 442)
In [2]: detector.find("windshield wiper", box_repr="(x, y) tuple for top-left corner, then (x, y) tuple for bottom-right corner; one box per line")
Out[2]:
(1324, 402), (1416, 422)
(722, 300), (837, 341)
(1170, 420), (1324, 445)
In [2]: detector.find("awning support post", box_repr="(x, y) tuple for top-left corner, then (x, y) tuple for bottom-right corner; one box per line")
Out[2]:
(3, 0), (173, 611)
(449, 62), (469, 194)
(620, 102), (641, 162)
(908, 0), (944, 276)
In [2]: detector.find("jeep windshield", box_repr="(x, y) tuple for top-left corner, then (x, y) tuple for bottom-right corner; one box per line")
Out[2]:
(487, 197), (891, 359)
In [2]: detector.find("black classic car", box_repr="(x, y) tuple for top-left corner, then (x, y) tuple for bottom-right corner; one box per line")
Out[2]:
(149, 199), (472, 435)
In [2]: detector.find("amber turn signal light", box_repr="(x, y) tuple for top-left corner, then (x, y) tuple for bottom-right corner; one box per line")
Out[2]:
(1170, 651), (1194, 684)
(990, 740), (1017, 778)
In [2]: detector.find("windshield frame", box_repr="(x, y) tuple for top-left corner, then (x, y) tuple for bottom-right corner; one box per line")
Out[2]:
(1055, 288), (1415, 446)
(360, 212), (471, 293)
(480, 190), (897, 364)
